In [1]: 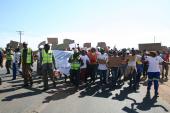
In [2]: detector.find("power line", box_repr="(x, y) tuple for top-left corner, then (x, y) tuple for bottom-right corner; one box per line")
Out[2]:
(16, 31), (24, 44)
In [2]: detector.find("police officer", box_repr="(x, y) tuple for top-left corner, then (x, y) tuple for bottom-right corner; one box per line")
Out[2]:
(69, 50), (83, 89)
(5, 46), (13, 74)
(41, 44), (56, 91)
(21, 42), (33, 87)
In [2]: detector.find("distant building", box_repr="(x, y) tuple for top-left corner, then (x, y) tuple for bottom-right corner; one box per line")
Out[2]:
(9, 40), (19, 49)
(47, 38), (58, 45)
(97, 42), (106, 48)
(138, 43), (162, 51)
(54, 39), (75, 50)
(63, 39), (74, 45)
(83, 43), (91, 48)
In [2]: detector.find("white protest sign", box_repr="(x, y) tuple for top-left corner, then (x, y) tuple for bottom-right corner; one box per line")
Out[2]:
(53, 50), (73, 76)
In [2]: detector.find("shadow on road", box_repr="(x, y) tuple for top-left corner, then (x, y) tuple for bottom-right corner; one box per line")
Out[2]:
(0, 87), (22, 94)
(79, 81), (124, 98)
(131, 92), (169, 112)
(121, 92), (169, 113)
(112, 86), (137, 101)
(1, 87), (42, 101)
(42, 84), (80, 103)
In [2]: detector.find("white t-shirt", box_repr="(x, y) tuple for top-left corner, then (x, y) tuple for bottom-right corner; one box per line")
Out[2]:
(128, 55), (137, 67)
(80, 55), (90, 69)
(13, 52), (21, 63)
(97, 53), (108, 70)
(145, 56), (164, 72)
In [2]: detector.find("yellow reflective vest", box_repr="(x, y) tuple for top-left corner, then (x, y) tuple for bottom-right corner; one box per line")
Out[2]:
(21, 48), (32, 64)
(70, 56), (81, 70)
(42, 49), (53, 64)
(6, 52), (12, 60)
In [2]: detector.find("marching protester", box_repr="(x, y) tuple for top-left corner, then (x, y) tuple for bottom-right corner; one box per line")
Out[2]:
(37, 47), (43, 75)
(142, 50), (149, 78)
(119, 50), (128, 82)
(161, 51), (169, 79)
(136, 50), (143, 89)
(126, 50), (137, 90)
(80, 49), (90, 83)
(0, 49), (3, 85)
(5, 46), (13, 74)
(145, 51), (164, 97)
(87, 48), (98, 84)
(97, 48), (108, 85)
(12, 48), (21, 80)
(41, 44), (57, 91)
(0, 48), (3, 68)
(107, 50), (121, 86)
(69, 49), (83, 89)
(21, 42), (33, 87)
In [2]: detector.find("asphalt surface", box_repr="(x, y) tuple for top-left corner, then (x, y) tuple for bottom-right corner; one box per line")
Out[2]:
(0, 64), (170, 113)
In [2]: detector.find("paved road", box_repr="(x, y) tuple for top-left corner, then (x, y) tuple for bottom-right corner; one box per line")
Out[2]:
(0, 65), (170, 113)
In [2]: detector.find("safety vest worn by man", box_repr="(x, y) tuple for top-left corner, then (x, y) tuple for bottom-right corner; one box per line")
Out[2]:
(6, 51), (12, 61)
(42, 49), (53, 64)
(21, 48), (32, 64)
(70, 56), (81, 70)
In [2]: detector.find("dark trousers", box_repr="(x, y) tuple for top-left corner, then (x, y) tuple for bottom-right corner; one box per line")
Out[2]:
(98, 70), (107, 84)
(136, 64), (143, 85)
(129, 69), (137, 89)
(42, 64), (56, 89)
(80, 68), (87, 83)
(12, 63), (17, 79)
(88, 64), (97, 82)
(147, 72), (160, 94)
(6, 60), (11, 74)
(70, 69), (80, 87)
(22, 63), (33, 86)
(143, 64), (148, 77)
(111, 67), (119, 85)
(162, 63), (169, 78)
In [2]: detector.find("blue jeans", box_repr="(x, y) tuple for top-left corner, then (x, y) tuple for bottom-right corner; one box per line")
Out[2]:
(111, 67), (119, 85)
(147, 72), (160, 94)
(12, 63), (17, 79)
(136, 64), (143, 85)
(98, 70), (107, 84)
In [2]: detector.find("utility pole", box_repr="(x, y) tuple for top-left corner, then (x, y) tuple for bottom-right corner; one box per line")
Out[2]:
(16, 31), (24, 44)
(154, 36), (155, 43)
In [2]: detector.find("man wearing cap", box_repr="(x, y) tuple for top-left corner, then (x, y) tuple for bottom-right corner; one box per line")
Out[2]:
(41, 44), (56, 91)
(21, 42), (33, 87)
(145, 51), (164, 97)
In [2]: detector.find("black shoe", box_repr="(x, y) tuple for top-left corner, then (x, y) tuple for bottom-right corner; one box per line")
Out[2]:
(146, 90), (150, 96)
(42, 88), (48, 91)
(53, 82), (56, 88)
(23, 84), (29, 87)
(154, 92), (159, 97)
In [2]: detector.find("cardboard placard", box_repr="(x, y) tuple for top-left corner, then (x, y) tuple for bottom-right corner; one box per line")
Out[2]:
(98, 59), (107, 64)
(107, 56), (122, 67)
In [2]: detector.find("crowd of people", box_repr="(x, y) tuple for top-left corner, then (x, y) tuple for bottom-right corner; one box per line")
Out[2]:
(0, 42), (169, 97)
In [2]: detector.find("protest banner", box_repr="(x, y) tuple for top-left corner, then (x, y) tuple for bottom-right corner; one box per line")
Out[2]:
(53, 50), (73, 76)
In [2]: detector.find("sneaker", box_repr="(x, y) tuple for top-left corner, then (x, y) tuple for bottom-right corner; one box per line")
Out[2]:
(12, 78), (16, 80)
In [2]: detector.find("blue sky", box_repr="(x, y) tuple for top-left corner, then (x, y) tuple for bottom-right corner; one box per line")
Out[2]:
(0, 0), (170, 50)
